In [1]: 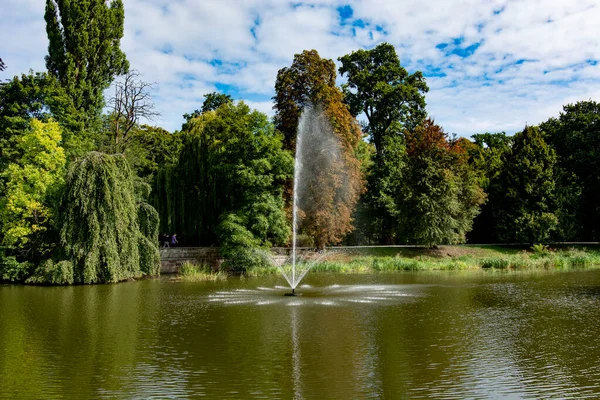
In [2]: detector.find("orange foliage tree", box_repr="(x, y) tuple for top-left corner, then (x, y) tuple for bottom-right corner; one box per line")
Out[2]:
(273, 50), (365, 248)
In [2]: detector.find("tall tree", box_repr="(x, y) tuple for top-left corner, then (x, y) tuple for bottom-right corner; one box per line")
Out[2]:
(495, 126), (558, 243)
(165, 102), (293, 250)
(273, 49), (339, 151)
(273, 49), (365, 247)
(467, 132), (513, 243)
(541, 101), (600, 241)
(45, 0), (129, 125)
(337, 43), (428, 244)
(380, 119), (484, 247)
(338, 42), (429, 155)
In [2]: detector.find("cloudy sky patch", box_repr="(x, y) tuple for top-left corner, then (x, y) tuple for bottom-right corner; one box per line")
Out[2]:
(1, 0), (599, 136)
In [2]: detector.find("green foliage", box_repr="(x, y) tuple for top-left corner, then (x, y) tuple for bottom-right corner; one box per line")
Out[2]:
(45, 0), (129, 125)
(531, 244), (551, 257)
(138, 235), (160, 276)
(481, 257), (510, 269)
(218, 213), (267, 273)
(200, 92), (233, 114)
(338, 42), (429, 154)
(542, 100), (600, 240)
(182, 92), (234, 126)
(0, 72), (81, 166)
(125, 125), (181, 182)
(273, 49), (365, 247)
(138, 202), (159, 241)
(273, 49), (341, 151)
(137, 202), (160, 276)
(157, 102), (292, 269)
(59, 152), (148, 283)
(374, 120), (485, 247)
(0, 119), (66, 255)
(495, 126), (558, 243)
(0, 256), (34, 282)
(467, 132), (513, 243)
(164, 102), (293, 248)
(337, 43), (430, 244)
(25, 259), (74, 285)
(177, 261), (227, 281)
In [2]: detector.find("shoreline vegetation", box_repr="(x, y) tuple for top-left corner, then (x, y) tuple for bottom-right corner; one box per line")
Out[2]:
(176, 245), (600, 281)
(2, 1), (600, 287)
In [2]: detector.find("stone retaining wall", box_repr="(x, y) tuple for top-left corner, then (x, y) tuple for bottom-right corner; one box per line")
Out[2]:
(159, 247), (289, 274)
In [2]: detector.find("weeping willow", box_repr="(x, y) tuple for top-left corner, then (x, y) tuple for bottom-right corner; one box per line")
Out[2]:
(60, 152), (159, 283)
(137, 201), (160, 275)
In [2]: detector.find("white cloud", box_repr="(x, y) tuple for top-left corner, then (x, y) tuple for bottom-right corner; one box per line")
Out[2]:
(1, 0), (599, 135)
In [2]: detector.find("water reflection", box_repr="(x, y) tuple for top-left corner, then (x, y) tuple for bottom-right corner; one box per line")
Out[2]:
(207, 284), (420, 307)
(1, 271), (600, 398)
(291, 307), (302, 400)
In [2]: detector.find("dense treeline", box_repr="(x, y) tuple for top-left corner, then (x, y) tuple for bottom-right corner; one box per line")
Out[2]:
(1, 3), (599, 284)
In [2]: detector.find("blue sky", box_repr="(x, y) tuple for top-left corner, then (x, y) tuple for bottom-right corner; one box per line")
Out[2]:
(1, 0), (599, 136)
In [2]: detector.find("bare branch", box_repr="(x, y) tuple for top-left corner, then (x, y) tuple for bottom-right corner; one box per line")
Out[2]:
(108, 69), (160, 153)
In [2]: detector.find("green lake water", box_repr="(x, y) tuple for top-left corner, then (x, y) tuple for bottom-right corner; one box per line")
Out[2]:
(1, 270), (600, 398)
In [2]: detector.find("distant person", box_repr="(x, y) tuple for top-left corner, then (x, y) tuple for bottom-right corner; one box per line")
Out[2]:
(171, 233), (178, 247)
(162, 233), (170, 248)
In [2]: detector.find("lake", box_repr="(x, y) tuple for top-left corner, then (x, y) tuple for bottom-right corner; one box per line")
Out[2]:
(1, 270), (600, 398)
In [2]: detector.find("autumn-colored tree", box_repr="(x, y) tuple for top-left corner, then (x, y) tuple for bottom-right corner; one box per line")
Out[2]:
(273, 50), (364, 248)
(379, 119), (485, 247)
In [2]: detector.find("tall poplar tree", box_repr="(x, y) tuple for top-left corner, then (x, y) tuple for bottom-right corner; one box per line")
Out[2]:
(45, 0), (129, 126)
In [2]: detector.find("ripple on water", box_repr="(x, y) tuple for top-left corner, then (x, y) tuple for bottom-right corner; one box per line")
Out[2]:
(206, 284), (420, 307)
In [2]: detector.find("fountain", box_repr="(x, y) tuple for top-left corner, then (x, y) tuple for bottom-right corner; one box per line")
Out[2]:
(277, 105), (344, 295)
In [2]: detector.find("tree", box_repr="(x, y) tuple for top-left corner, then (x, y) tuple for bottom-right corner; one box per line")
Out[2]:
(338, 42), (429, 155)
(159, 101), (292, 264)
(108, 70), (159, 153)
(381, 120), (484, 247)
(182, 92), (233, 125)
(541, 101), (600, 240)
(467, 132), (513, 243)
(59, 152), (158, 283)
(273, 49), (339, 151)
(495, 126), (558, 243)
(337, 43), (429, 244)
(0, 119), (66, 256)
(0, 72), (87, 165)
(273, 49), (365, 247)
(45, 0), (129, 125)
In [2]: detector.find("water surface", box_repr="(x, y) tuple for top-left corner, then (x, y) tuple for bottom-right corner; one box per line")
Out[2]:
(1, 270), (600, 398)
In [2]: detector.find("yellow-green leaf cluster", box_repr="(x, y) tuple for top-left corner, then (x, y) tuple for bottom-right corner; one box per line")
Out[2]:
(0, 119), (65, 247)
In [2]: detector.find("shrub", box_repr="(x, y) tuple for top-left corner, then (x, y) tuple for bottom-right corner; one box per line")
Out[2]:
(177, 262), (226, 281)
(481, 258), (510, 269)
(26, 259), (74, 285)
(0, 256), (33, 281)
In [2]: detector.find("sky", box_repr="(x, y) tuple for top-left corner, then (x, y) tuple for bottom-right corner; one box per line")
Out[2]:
(1, 0), (599, 137)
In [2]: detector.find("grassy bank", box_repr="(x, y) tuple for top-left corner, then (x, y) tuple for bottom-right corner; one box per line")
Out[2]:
(172, 262), (227, 282)
(248, 245), (600, 276)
